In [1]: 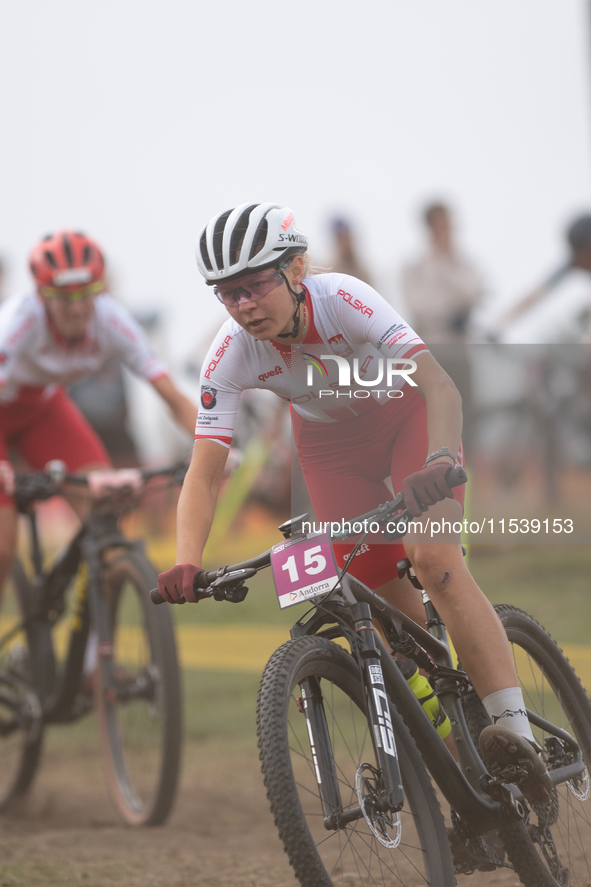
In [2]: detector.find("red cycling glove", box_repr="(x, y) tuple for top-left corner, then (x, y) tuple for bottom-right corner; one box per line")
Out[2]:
(158, 563), (206, 604)
(402, 463), (454, 519)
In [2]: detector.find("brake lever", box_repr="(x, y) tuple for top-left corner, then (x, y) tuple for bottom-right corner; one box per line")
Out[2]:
(201, 567), (258, 603)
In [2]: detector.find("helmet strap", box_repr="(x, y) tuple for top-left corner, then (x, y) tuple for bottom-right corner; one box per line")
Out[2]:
(277, 272), (306, 340)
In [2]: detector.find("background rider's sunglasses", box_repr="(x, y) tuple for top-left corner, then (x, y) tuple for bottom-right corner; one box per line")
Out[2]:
(39, 280), (105, 302)
(213, 265), (288, 307)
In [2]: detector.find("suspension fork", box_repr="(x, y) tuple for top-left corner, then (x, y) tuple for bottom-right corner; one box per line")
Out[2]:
(351, 602), (405, 811)
(80, 519), (137, 695)
(298, 603), (404, 831)
(81, 536), (117, 698)
(298, 676), (343, 824)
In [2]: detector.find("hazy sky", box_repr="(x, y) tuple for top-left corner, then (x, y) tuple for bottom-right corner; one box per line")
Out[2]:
(2, 0), (590, 364)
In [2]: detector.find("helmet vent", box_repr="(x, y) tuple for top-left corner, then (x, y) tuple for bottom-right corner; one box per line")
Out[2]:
(199, 231), (212, 272)
(82, 245), (91, 263)
(229, 204), (257, 266)
(43, 250), (58, 268)
(249, 217), (268, 261)
(62, 234), (74, 267)
(212, 210), (233, 271)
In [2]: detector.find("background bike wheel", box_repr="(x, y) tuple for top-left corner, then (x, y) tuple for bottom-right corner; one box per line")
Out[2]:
(0, 561), (45, 810)
(462, 604), (591, 886)
(94, 551), (182, 826)
(258, 636), (455, 887)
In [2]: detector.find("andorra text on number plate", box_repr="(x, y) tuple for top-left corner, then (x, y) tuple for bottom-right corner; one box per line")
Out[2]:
(271, 531), (339, 609)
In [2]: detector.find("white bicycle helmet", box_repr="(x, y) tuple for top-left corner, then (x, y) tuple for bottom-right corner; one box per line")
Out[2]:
(197, 202), (308, 284)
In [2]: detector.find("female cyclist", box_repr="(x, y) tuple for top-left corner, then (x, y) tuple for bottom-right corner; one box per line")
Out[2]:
(0, 230), (197, 594)
(158, 203), (551, 804)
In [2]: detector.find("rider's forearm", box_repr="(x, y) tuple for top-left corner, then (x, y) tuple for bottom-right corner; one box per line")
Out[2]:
(151, 375), (198, 435)
(168, 394), (198, 436)
(412, 354), (463, 463)
(423, 377), (463, 463)
(497, 285), (546, 329)
(175, 467), (219, 567)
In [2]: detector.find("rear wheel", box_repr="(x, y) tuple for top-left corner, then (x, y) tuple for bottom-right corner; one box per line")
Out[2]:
(0, 561), (45, 810)
(258, 636), (455, 886)
(462, 605), (591, 886)
(94, 552), (182, 825)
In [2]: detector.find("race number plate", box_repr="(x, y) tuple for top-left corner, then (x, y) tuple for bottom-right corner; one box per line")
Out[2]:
(271, 531), (339, 609)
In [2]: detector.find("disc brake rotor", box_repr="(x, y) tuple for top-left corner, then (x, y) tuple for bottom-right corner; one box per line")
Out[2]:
(355, 763), (401, 849)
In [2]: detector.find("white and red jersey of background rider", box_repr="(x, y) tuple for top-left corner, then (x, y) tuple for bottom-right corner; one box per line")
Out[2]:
(0, 291), (168, 404)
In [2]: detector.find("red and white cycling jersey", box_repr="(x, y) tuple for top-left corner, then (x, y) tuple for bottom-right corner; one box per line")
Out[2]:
(196, 273), (427, 448)
(0, 291), (168, 403)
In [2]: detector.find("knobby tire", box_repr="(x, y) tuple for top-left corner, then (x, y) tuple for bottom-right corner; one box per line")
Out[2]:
(257, 636), (456, 887)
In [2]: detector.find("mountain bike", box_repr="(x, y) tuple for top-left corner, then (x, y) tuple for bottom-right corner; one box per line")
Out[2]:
(0, 462), (185, 826)
(152, 465), (591, 885)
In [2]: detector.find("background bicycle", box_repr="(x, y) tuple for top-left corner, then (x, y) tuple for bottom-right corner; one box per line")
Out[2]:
(153, 467), (591, 886)
(0, 462), (185, 826)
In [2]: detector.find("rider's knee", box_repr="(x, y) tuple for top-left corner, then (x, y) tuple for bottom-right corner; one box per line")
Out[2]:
(406, 546), (462, 595)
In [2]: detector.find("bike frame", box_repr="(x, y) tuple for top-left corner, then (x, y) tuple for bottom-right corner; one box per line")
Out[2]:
(291, 572), (586, 837)
(150, 465), (588, 842)
(194, 537), (587, 840)
(7, 506), (140, 724)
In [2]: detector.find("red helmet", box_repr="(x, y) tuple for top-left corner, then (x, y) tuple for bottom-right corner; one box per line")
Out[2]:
(29, 230), (105, 294)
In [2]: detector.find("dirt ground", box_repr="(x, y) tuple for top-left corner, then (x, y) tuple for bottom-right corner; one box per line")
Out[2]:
(0, 736), (528, 887)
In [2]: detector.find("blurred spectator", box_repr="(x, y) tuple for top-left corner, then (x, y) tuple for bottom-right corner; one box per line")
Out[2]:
(400, 201), (484, 344)
(400, 201), (485, 456)
(329, 217), (373, 286)
(494, 213), (591, 344)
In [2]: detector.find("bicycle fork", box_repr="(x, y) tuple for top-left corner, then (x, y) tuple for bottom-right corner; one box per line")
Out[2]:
(299, 602), (405, 832)
(352, 602), (405, 812)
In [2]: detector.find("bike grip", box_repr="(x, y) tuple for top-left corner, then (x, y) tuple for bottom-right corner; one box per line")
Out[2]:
(193, 570), (213, 590)
(444, 466), (467, 489)
(149, 588), (187, 605)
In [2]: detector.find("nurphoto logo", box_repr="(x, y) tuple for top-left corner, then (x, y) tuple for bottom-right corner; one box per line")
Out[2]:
(305, 355), (418, 387)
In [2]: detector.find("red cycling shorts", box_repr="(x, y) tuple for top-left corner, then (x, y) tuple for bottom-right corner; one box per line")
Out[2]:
(0, 386), (110, 507)
(291, 389), (464, 590)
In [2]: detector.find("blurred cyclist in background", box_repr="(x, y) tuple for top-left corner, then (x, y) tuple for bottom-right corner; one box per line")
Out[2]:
(0, 230), (197, 594)
(493, 213), (591, 343)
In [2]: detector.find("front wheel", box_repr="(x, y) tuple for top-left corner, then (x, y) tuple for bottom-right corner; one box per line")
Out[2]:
(93, 552), (182, 826)
(257, 636), (455, 887)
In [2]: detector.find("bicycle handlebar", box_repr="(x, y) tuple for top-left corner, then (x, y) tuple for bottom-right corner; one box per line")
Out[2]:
(14, 461), (189, 508)
(150, 465), (468, 605)
(330, 465), (467, 539)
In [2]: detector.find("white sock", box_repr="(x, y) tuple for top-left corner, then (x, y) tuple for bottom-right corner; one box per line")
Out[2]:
(482, 687), (535, 743)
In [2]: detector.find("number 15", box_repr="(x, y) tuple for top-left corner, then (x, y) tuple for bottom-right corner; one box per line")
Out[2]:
(282, 546), (326, 583)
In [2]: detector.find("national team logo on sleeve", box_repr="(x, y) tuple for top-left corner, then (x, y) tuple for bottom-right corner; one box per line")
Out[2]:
(328, 333), (353, 357)
(201, 385), (217, 410)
